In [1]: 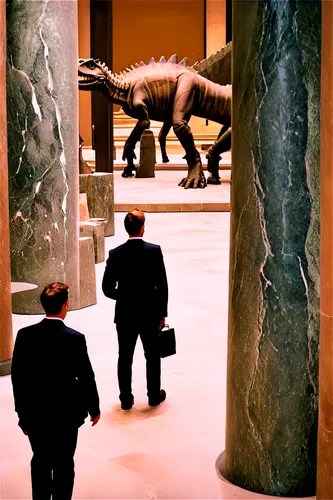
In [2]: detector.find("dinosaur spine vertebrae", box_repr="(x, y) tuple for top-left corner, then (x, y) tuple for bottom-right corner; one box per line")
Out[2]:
(112, 54), (197, 82)
(97, 61), (129, 102)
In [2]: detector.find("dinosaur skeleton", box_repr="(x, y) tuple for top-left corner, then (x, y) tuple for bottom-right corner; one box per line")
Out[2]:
(78, 53), (231, 188)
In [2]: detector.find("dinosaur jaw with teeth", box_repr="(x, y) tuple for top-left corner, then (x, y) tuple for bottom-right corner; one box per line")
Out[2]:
(79, 75), (95, 82)
(78, 74), (104, 89)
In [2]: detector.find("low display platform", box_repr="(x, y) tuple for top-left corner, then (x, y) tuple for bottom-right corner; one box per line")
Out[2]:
(82, 150), (231, 213)
(113, 170), (230, 212)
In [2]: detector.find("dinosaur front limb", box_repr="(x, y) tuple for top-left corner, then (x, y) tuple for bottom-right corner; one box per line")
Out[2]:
(178, 164), (206, 189)
(172, 73), (207, 188)
(173, 122), (206, 188)
(121, 150), (137, 177)
(206, 148), (221, 185)
(122, 119), (150, 161)
(178, 151), (206, 189)
(122, 107), (150, 176)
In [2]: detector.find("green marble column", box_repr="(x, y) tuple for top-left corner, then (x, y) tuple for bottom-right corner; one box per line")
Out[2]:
(222, 0), (320, 496)
(6, 0), (80, 313)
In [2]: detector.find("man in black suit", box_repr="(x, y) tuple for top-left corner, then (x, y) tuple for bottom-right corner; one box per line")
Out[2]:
(11, 282), (100, 500)
(102, 209), (168, 410)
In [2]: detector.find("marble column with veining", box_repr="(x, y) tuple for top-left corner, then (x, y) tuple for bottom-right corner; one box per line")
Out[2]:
(221, 0), (320, 496)
(6, 0), (80, 313)
(0, 0), (13, 375)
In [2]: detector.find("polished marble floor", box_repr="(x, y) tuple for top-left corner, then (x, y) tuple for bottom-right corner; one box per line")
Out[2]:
(1, 213), (314, 500)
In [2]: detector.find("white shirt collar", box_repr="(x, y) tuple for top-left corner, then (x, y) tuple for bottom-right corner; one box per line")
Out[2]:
(45, 316), (64, 322)
(128, 237), (142, 240)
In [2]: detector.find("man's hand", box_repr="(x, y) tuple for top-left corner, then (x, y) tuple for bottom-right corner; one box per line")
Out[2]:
(90, 414), (101, 426)
(160, 317), (166, 327)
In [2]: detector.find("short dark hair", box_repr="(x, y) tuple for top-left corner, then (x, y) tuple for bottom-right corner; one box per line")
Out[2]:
(40, 282), (69, 314)
(124, 210), (145, 236)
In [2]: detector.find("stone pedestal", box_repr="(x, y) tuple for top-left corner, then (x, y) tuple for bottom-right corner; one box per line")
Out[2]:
(136, 130), (156, 178)
(316, 1), (333, 498)
(78, 237), (97, 309)
(6, 0), (80, 313)
(86, 173), (114, 236)
(222, 1), (320, 497)
(80, 221), (105, 264)
(79, 193), (90, 221)
(0, 0), (13, 375)
(79, 173), (89, 193)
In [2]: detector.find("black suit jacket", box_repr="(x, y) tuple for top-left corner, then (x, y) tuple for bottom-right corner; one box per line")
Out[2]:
(102, 239), (168, 324)
(11, 318), (100, 430)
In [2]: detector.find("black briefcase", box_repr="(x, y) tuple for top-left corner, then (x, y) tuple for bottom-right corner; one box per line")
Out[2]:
(158, 324), (176, 358)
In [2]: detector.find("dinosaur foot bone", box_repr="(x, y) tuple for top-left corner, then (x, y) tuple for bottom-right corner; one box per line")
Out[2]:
(178, 164), (207, 189)
(207, 175), (221, 185)
(206, 151), (221, 175)
(121, 166), (136, 178)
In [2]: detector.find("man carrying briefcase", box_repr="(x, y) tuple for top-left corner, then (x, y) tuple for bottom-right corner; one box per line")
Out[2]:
(102, 209), (169, 410)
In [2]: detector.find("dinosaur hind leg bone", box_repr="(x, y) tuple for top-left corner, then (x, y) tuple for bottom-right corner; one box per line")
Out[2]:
(121, 107), (150, 176)
(158, 121), (172, 163)
(206, 125), (231, 185)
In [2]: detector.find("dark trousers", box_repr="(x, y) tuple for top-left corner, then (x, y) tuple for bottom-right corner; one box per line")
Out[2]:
(116, 322), (161, 403)
(27, 425), (78, 500)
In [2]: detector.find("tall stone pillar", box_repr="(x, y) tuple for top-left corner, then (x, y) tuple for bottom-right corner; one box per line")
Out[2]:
(316, 0), (333, 498)
(6, 0), (80, 313)
(0, 0), (13, 375)
(222, 1), (320, 496)
(90, 0), (114, 173)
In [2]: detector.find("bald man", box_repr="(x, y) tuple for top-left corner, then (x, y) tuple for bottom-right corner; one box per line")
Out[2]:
(102, 209), (169, 409)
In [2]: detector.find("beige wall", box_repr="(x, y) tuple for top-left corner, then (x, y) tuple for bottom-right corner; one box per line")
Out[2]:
(113, 0), (204, 74)
(206, 0), (226, 55)
(113, 0), (204, 119)
(78, 0), (92, 145)
(78, 0), (227, 146)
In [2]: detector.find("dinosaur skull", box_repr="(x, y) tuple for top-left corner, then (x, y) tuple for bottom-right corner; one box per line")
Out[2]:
(78, 58), (107, 90)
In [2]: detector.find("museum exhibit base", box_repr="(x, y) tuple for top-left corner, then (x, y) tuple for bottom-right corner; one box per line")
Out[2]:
(136, 129), (156, 178)
(80, 174), (90, 193)
(79, 237), (97, 309)
(85, 173), (114, 237)
(80, 220), (106, 264)
(79, 192), (90, 220)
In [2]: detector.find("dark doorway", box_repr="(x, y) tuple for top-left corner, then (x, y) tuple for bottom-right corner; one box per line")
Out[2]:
(90, 0), (114, 173)
(226, 0), (232, 43)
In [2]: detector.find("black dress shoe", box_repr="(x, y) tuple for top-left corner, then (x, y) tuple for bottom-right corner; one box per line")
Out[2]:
(148, 389), (166, 407)
(121, 398), (134, 410)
